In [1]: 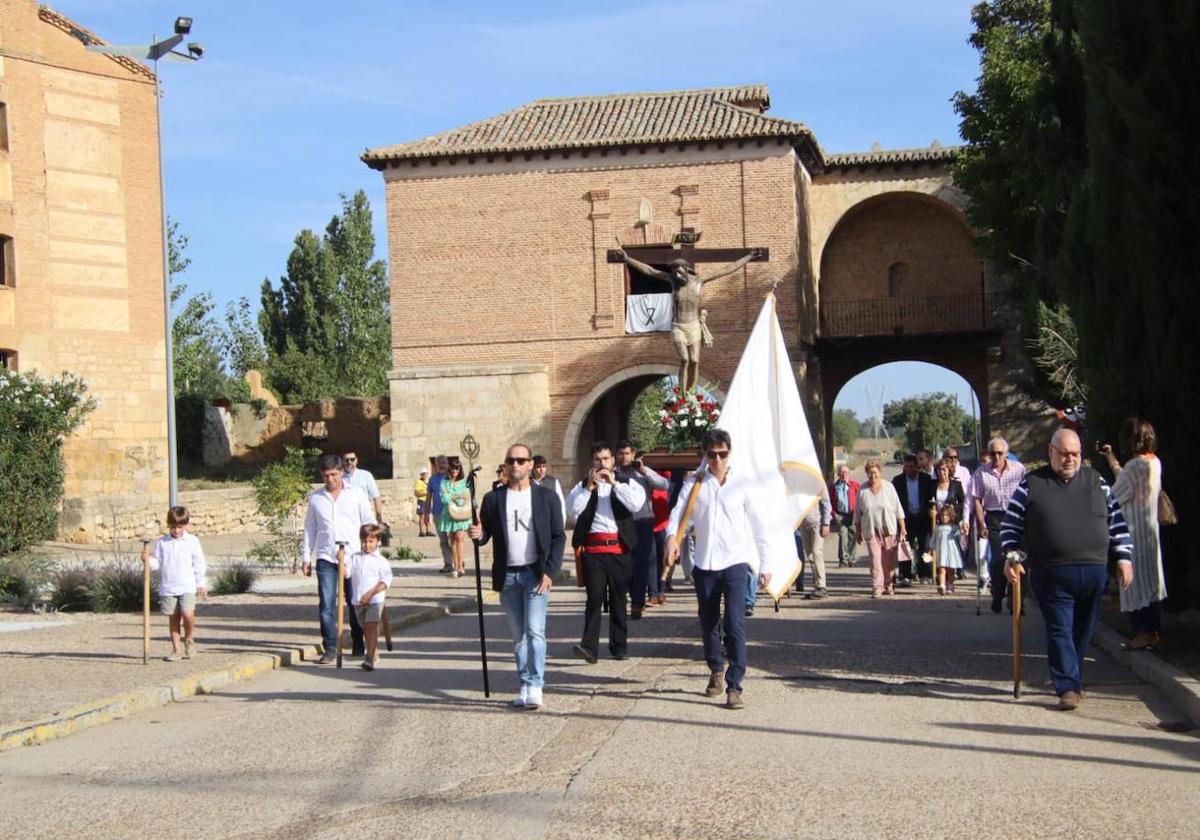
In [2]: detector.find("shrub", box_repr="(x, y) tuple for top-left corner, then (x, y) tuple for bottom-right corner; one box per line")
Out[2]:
(246, 541), (287, 570)
(211, 562), (259, 595)
(0, 554), (53, 608)
(379, 547), (394, 560)
(0, 370), (97, 555)
(92, 562), (151, 613)
(49, 565), (98, 612)
(252, 447), (319, 572)
(393, 543), (423, 562)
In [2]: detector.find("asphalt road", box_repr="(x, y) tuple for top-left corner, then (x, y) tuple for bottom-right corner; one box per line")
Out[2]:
(2, 562), (1197, 839)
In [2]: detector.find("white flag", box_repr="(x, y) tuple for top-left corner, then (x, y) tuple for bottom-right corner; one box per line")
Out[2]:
(717, 294), (826, 601)
(625, 293), (673, 333)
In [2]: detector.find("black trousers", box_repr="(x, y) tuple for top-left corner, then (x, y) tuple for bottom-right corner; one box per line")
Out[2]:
(580, 551), (633, 657)
(901, 514), (931, 579)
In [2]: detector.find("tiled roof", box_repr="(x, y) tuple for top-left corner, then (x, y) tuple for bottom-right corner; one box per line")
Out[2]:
(825, 145), (961, 169)
(38, 5), (157, 82)
(362, 85), (823, 168)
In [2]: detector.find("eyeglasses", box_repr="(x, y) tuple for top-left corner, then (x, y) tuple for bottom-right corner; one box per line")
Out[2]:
(945, 454), (959, 460)
(344, 457), (357, 463)
(505, 457), (530, 465)
(1051, 446), (1081, 458)
(705, 449), (730, 460)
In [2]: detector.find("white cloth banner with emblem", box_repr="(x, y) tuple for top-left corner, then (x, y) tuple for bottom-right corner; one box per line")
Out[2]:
(625, 293), (673, 333)
(717, 293), (826, 601)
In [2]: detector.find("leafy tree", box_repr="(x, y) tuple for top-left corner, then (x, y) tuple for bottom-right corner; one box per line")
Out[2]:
(171, 282), (228, 398)
(831, 408), (861, 450)
(223, 296), (268, 381)
(882, 393), (974, 454)
(259, 191), (389, 402)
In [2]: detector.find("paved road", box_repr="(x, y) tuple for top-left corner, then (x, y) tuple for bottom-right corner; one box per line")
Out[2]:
(2, 562), (1197, 839)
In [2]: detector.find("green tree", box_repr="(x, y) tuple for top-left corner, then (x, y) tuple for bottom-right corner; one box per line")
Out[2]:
(259, 191), (389, 403)
(882, 393), (974, 454)
(831, 408), (861, 450)
(223, 296), (267, 381)
(627, 379), (671, 452)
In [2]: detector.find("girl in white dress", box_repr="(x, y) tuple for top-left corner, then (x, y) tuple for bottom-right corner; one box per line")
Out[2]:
(931, 504), (964, 594)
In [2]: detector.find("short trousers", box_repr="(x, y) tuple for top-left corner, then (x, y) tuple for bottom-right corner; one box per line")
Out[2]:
(160, 593), (196, 616)
(355, 602), (384, 625)
(416, 500), (428, 515)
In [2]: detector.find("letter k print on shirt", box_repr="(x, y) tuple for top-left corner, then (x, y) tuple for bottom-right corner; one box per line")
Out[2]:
(511, 510), (532, 532)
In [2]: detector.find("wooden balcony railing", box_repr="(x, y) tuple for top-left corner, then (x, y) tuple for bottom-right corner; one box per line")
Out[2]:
(821, 294), (998, 338)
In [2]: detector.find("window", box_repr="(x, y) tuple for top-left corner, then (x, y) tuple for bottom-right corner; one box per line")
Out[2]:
(1, 235), (13, 288)
(0, 101), (8, 152)
(887, 261), (910, 297)
(0, 349), (14, 371)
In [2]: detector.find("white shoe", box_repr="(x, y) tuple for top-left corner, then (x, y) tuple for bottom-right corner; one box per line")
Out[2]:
(511, 685), (528, 708)
(524, 686), (543, 710)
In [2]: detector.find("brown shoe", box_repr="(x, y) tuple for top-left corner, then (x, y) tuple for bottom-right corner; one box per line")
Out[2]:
(1057, 690), (1082, 711)
(656, 594), (667, 605)
(705, 671), (724, 697)
(726, 689), (745, 710)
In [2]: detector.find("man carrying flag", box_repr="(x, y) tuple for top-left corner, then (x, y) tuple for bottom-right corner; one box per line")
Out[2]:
(667, 429), (773, 709)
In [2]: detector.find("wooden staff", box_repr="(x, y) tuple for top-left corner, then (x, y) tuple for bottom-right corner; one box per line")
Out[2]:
(661, 468), (706, 584)
(141, 539), (151, 665)
(1012, 568), (1023, 698)
(381, 605), (393, 652)
(335, 541), (347, 669)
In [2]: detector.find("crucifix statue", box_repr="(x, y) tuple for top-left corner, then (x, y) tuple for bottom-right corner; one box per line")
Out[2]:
(611, 240), (768, 392)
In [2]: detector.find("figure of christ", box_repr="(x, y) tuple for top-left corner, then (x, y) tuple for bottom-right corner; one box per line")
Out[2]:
(616, 247), (761, 392)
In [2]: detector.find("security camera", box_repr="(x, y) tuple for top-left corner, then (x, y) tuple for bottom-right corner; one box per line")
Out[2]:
(174, 17), (193, 35)
(187, 42), (205, 58)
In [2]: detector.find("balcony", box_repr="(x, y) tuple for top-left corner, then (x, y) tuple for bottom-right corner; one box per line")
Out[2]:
(820, 294), (999, 338)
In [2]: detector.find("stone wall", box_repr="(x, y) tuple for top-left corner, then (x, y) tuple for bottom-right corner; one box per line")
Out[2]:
(59, 479), (421, 545)
(201, 398), (389, 467)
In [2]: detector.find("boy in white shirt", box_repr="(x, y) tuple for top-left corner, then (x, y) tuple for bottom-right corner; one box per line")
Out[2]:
(140, 506), (208, 661)
(345, 523), (393, 671)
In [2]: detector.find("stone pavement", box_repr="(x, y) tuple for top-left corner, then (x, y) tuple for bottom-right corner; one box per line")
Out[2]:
(1, 560), (1197, 839)
(0, 525), (481, 746)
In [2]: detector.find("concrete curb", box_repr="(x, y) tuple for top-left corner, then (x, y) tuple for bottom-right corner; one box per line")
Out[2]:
(1094, 623), (1200, 727)
(0, 595), (480, 754)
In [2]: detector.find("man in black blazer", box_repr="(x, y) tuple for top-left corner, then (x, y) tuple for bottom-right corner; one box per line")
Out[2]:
(892, 453), (936, 583)
(469, 443), (565, 710)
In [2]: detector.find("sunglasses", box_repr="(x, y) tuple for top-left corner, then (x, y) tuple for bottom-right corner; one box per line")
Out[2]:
(988, 451), (1006, 457)
(505, 456), (531, 465)
(705, 450), (730, 460)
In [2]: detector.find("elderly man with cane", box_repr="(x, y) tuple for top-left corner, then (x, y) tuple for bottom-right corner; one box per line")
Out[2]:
(999, 428), (1133, 710)
(665, 429), (772, 710)
(469, 443), (565, 710)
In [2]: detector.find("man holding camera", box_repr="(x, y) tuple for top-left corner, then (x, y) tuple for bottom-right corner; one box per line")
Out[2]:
(614, 439), (670, 617)
(567, 441), (646, 663)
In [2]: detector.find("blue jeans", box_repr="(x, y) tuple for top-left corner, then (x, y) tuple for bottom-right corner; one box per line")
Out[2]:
(745, 567), (758, 608)
(694, 564), (749, 692)
(500, 568), (549, 689)
(1029, 563), (1107, 696)
(630, 520), (659, 606)
(316, 559), (363, 653)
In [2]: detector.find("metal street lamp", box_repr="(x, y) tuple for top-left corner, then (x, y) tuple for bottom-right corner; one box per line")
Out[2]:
(82, 18), (204, 506)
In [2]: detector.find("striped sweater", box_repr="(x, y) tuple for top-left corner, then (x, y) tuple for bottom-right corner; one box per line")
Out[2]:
(999, 465), (1132, 566)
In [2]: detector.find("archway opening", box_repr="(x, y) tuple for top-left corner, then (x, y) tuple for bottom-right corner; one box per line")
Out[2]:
(830, 361), (982, 478)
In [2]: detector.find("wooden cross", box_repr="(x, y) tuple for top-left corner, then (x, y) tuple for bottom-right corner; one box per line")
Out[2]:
(606, 244), (769, 266)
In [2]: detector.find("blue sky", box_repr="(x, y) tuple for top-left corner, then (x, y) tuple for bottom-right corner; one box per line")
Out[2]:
(54, 0), (982, 418)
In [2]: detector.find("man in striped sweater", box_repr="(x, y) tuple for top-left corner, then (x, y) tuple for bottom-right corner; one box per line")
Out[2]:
(999, 428), (1133, 711)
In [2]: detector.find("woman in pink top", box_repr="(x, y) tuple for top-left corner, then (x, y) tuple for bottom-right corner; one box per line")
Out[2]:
(853, 460), (908, 597)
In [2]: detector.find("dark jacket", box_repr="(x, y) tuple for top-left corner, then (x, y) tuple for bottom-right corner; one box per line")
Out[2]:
(892, 471), (936, 522)
(932, 479), (967, 523)
(473, 483), (566, 592)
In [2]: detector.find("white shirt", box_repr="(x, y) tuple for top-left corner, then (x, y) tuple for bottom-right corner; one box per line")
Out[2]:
(953, 464), (973, 527)
(344, 467), (381, 500)
(504, 487), (537, 567)
(149, 532), (207, 596)
(666, 471), (772, 575)
(566, 478), (647, 532)
(534, 477), (567, 527)
(302, 485), (376, 565)
(345, 550), (392, 605)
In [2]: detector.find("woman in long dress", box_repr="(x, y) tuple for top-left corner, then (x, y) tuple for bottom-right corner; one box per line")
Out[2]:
(1102, 418), (1167, 650)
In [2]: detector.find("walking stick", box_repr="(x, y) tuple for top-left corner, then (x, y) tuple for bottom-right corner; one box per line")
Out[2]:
(335, 541), (347, 669)
(381, 606), (393, 651)
(465, 465), (491, 697)
(1012, 568), (1023, 698)
(660, 467), (706, 585)
(141, 539), (151, 665)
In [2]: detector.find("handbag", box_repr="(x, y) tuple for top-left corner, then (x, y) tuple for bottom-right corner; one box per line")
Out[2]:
(446, 492), (472, 522)
(897, 536), (915, 563)
(1158, 489), (1178, 526)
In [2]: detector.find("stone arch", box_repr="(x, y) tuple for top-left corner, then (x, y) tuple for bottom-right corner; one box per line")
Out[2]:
(560, 363), (727, 463)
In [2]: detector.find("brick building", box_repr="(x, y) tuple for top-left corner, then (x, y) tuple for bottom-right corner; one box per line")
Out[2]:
(364, 85), (1045, 486)
(0, 2), (168, 539)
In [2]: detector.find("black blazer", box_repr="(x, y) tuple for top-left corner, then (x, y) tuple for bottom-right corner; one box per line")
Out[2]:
(473, 483), (566, 592)
(892, 472), (936, 521)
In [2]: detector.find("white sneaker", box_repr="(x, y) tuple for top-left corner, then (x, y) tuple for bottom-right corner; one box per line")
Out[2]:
(524, 686), (543, 710)
(511, 685), (528, 709)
